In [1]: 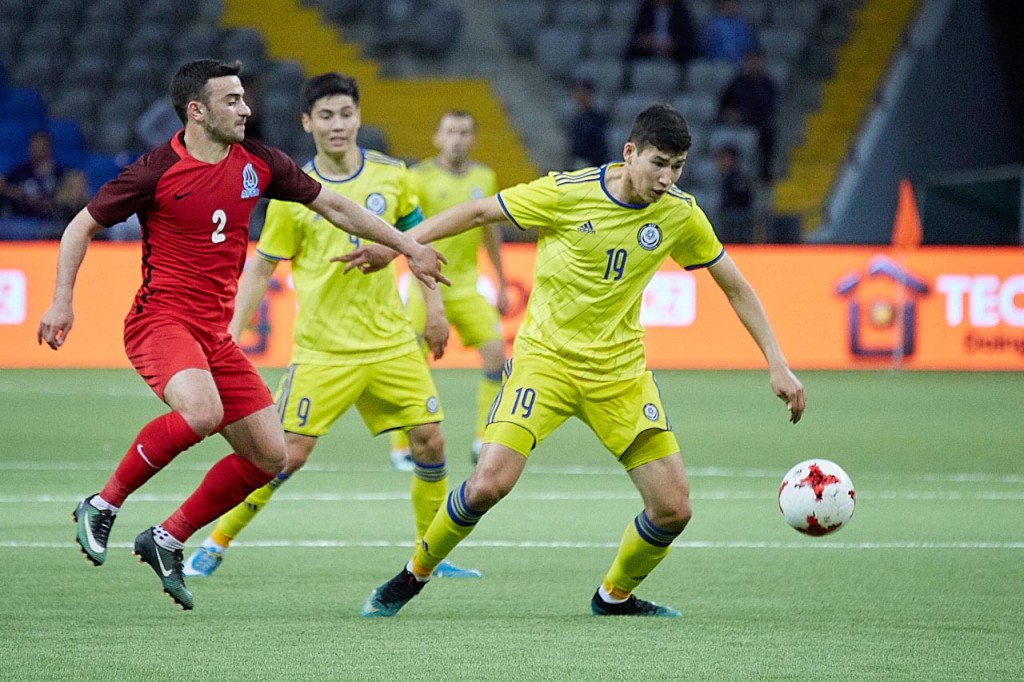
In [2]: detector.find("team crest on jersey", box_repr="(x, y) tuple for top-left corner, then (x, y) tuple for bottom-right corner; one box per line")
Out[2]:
(240, 163), (260, 199)
(426, 396), (440, 414)
(366, 192), (387, 215)
(637, 223), (662, 250)
(470, 187), (484, 200)
(643, 403), (660, 421)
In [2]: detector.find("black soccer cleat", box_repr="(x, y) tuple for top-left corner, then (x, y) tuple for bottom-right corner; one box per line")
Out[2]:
(590, 590), (681, 617)
(360, 567), (427, 617)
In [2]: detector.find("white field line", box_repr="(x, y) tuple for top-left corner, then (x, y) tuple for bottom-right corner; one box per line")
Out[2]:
(3, 490), (1024, 504)
(2, 539), (1023, 550)
(2, 460), (1024, 485)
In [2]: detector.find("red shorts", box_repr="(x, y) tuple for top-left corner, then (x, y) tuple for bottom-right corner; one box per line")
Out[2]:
(124, 313), (273, 428)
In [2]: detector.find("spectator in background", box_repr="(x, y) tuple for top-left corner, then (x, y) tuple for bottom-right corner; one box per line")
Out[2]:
(623, 0), (702, 87)
(1, 131), (88, 222)
(704, 0), (758, 66)
(718, 50), (777, 181)
(566, 78), (609, 168)
(713, 143), (755, 243)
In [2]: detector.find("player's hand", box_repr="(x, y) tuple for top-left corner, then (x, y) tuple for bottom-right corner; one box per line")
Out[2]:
(496, 283), (510, 316)
(334, 244), (400, 274)
(37, 302), (74, 350)
(406, 242), (450, 290)
(423, 310), (450, 360)
(770, 365), (805, 424)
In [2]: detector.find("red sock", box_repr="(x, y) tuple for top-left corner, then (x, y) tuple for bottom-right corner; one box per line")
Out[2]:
(161, 454), (276, 542)
(100, 412), (203, 507)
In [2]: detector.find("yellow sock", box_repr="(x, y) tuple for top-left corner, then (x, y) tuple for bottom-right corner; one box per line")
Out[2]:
(211, 473), (288, 546)
(390, 430), (410, 454)
(410, 460), (447, 544)
(603, 511), (678, 596)
(475, 375), (502, 441)
(411, 482), (483, 577)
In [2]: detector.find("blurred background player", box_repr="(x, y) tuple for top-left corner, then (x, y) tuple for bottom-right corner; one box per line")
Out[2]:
(350, 104), (805, 618)
(183, 73), (479, 580)
(36, 59), (446, 610)
(391, 110), (509, 468)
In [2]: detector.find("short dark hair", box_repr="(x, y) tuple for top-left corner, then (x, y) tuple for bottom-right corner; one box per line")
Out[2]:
(301, 73), (359, 114)
(438, 109), (475, 128)
(627, 104), (691, 155)
(170, 59), (243, 124)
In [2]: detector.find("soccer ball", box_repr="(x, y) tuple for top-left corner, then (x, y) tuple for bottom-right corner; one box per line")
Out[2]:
(778, 459), (856, 536)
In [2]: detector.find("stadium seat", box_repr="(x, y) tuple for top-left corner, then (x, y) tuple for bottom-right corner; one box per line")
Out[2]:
(770, 0), (821, 30)
(261, 61), (305, 95)
(737, 0), (769, 25)
(610, 90), (665, 128)
(82, 153), (124, 194)
(534, 26), (588, 81)
(685, 59), (738, 96)
(173, 24), (221, 64)
(573, 58), (625, 97)
(708, 123), (759, 165)
(358, 125), (389, 154)
(497, 0), (549, 57)
(1, 87), (48, 127)
(47, 85), (98, 127)
(585, 26), (631, 61)
(47, 118), (87, 169)
(0, 120), (38, 164)
(410, 4), (462, 59)
(219, 27), (269, 76)
(552, 0), (605, 28)
(628, 58), (682, 96)
(671, 92), (719, 127)
(607, 0), (638, 26)
(758, 26), (808, 62)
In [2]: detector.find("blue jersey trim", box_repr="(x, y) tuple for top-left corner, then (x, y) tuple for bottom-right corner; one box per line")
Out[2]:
(310, 149), (366, 183)
(255, 248), (290, 263)
(683, 247), (725, 271)
(496, 192), (526, 230)
(599, 164), (648, 209)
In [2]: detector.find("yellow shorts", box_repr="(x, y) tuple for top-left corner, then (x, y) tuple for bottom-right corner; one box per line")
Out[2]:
(407, 288), (502, 349)
(483, 354), (679, 470)
(274, 351), (443, 437)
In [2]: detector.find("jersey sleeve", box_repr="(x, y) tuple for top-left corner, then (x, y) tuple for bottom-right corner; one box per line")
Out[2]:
(256, 198), (302, 261)
(670, 201), (725, 270)
(246, 140), (322, 204)
(86, 149), (170, 227)
(496, 173), (559, 231)
(393, 164), (424, 231)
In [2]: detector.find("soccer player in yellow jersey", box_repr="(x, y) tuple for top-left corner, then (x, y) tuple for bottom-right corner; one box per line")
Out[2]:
(182, 73), (480, 579)
(351, 104), (806, 617)
(391, 110), (509, 466)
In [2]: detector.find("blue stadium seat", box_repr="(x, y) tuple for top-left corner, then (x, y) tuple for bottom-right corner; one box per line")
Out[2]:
(1, 87), (48, 128)
(47, 118), (87, 170)
(82, 153), (124, 194)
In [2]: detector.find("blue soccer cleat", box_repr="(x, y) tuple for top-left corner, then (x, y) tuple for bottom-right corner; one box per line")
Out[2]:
(432, 559), (482, 579)
(183, 545), (224, 577)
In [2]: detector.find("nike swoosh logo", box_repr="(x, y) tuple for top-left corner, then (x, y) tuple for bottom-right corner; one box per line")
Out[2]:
(154, 543), (173, 577)
(173, 192), (192, 200)
(137, 444), (156, 469)
(83, 507), (105, 554)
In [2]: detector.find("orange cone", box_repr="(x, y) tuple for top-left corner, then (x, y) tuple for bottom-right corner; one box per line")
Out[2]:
(891, 178), (923, 249)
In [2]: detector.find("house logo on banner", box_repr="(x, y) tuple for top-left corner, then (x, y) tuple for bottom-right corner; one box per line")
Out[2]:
(0, 270), (27, 325)
(835, 255), (930, 359)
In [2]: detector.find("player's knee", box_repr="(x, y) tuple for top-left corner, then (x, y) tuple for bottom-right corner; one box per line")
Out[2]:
(463, 472), (513, 511)
(661, 499), (693, 533)
(408, 424), (444, 465)
(254, 445), (288, 475)
(178, 400), (224, 437)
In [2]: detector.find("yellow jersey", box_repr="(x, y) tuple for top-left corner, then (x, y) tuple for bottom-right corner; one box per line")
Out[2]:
(497, 164), (723, 380)
(256, 149), (423, 365)
(410, 158), (498, 297)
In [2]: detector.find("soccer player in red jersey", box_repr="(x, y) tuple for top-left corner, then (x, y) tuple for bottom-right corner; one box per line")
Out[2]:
(36, 59), (447, 610)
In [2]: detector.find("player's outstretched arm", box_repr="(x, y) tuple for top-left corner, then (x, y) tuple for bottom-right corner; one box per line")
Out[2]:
(708, 253), (806, 423)
(229, 255), (278, 343)
(308, 187), (448, 289)
(338, 196), (505, 275)
(37, 208), (105, 350)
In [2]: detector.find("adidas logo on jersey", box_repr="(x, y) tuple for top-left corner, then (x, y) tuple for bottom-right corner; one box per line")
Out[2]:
(577, 220), (595, 234)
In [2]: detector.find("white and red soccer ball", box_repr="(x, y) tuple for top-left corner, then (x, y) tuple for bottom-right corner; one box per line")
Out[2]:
(778, 459), (856, 536)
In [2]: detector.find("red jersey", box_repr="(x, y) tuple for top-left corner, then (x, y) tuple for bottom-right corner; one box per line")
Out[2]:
(88, 133), (321, 330)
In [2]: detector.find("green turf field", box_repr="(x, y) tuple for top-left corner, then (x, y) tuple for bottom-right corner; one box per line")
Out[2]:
(1, 368), (1021, 680)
